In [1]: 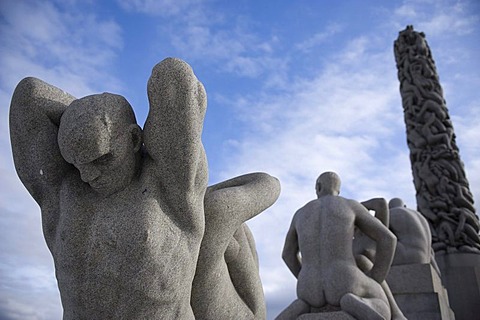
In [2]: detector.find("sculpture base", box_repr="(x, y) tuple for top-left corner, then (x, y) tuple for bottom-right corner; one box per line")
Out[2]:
(435, 252), (480, 320)
(386, 263), (454, 320)
(297, 311), (355, 320)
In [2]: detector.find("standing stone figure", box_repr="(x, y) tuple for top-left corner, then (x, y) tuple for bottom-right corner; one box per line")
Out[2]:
(193, 172), (281, 319)
(10, 58), (208, 319)
(394, 25), (480, 254)
(277, 172), (397, 320)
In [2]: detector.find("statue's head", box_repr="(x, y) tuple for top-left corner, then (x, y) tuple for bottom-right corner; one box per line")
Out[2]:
(58, 93), (143, 196)
(389, 198), (406, 209)
(315, 171), (341, 198)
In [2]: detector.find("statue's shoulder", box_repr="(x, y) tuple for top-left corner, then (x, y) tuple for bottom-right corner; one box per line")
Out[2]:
(299, 198), (321, 211)
(344, 197), (363, 208)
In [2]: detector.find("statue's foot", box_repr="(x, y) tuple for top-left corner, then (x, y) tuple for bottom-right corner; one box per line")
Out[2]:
(340, 293), (389, 320)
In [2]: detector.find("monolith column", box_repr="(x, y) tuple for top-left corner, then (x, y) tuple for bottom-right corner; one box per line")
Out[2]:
(394, 25), (480, 320)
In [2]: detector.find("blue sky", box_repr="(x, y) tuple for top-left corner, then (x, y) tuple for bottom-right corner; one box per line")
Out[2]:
(0, 0), (479, 319)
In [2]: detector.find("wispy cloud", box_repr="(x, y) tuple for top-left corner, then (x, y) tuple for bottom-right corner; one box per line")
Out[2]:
(0, 0), (124, 97)
(295, 23), (344, 53)
(117, 0), (203, 16)
(389, 0), (480, 37)
(168, 18), (287, 82)
(121, 2), (291, 85)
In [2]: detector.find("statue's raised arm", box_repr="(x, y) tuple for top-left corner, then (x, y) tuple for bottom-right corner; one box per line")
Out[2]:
(144, 58), (208, 227)
(353, 200), (396, 283)
(10, 78), (75, 246)
(10, 77), (75, 205)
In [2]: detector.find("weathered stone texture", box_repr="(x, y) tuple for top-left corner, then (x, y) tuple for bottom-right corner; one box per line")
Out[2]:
(394, 25), (479, 254)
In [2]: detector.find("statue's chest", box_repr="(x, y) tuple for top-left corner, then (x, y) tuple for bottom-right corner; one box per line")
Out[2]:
(54, 185), (179, 278)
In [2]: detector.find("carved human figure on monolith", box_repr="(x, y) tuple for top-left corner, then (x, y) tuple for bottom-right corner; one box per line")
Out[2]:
(192, 172), (281, 319)
(388, 198), (440, 274)
(277, 172), (397, 320)
(10, 58), (208, 319)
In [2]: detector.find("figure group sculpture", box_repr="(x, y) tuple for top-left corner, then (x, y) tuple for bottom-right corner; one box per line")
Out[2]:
(277, 172), (403, 320)
(10, 58), (280, 319)
(277, 172), (444, 320)
(11, 57), (442, 320)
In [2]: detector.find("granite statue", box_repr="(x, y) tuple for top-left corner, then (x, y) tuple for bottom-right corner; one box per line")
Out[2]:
(277, 172), (397, 320)
(388, 198), (440, 273)
(394, 25), (480, 320)
(394, 25), (479, 254)
(192, 172), (281, 319)
(10, 58), (209, 319)
(353, 200), (407, 320)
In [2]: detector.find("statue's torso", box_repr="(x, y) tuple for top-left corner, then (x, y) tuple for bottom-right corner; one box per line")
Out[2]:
(42, 168), (199, 319)
(295, 197), (380, 306)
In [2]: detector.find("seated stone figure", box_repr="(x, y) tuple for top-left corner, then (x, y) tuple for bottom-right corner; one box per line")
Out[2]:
(277, 172), (397, 320)
(192, 173), (281, 319)
(10, 58), (208, 319)
(353, 200), (407, 320)
(388, 198), (440, 274)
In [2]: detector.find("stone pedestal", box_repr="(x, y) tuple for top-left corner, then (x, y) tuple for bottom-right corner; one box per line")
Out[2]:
(435, 253), (480, 320)
(297, 312), (355, 320)
(387, 263), (454, 320)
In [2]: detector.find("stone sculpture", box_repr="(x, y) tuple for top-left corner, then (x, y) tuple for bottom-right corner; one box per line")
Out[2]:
(353, 200), (406, 320)
(10, 57), (279, 319)
(277, 172), (397, 320)
(388, 198), (440, 272)
(394, 25), (480, 254)
(381, 199), (454, 319)
(192, 173), (280, 319)
(394, 26), (480, 320)
(10, 57), (217, 319)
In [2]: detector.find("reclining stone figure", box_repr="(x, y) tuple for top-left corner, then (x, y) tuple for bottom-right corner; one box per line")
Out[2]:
(193, 173), (280, 319)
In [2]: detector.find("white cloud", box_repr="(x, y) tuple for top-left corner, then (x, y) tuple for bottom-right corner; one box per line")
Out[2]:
(451, 101), (480, 201)
(394, 4), (418, 19)
(389, 0), (480, 37)
(0, 290), (62, 320)
(117, 0), (202, 16)
(0, 0), (124, 97)
(295, 23), (344, 53)
(169, 21), (287, 81)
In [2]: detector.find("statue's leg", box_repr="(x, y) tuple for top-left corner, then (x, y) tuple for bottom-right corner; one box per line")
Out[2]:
(275, 299), (310, 320)
(356, 255), (406, 320)
(340, 293), (389, 320)
(380, 281), (407, 320)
